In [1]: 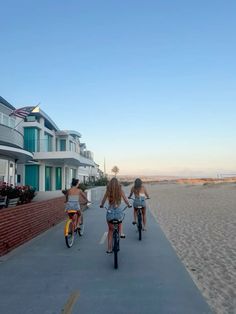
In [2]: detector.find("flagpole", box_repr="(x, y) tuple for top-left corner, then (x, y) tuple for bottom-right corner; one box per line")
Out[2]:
(13, 117), (25, 130)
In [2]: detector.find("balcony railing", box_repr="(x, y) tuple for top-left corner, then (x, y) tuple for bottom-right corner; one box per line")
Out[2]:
(24, 139), (79, 153)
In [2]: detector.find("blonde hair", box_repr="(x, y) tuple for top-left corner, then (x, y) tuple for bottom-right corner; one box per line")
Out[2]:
(107, 177), (121, 206)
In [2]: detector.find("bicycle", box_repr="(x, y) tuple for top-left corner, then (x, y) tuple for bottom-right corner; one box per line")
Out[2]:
(64, 210), (82, 248)
(105, 205), (128, 269)
(129, 197), (150, 241)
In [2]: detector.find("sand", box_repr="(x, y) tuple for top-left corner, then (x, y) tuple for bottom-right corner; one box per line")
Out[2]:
(147, 182), (236, 314)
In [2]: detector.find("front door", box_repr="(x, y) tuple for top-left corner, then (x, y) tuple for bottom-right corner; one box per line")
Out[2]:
(25, 165), (39, 191)
(45, 166), (52, 191)
(55, 167), (62, 190)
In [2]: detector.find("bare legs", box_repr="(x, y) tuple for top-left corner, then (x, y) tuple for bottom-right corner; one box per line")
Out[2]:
(133, 207), (146, 229)
(107, 221), (123, 252)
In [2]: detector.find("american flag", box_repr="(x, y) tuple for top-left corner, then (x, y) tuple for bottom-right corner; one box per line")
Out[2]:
(9, 106), (39, 119)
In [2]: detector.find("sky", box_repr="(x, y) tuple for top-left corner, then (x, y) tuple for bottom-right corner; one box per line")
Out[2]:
(1, 0), (236, 177)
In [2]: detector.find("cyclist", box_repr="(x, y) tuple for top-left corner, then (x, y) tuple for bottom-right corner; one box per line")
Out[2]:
(65, 178), (89, 230)
(100, 177), (131, 254)
(128, 178), (150, 230)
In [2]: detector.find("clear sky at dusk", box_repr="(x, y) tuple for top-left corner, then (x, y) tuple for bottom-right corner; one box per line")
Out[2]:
(1, 0), (236, 176)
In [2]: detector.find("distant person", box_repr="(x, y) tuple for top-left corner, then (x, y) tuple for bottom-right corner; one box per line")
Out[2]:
(100, 177), (131, 254)
(65, 178), (89, 230)
(128, 178), (150, 230)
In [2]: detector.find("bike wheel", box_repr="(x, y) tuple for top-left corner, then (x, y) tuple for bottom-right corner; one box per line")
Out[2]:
(65, 220), (75, 248)
(137, 212), (142, 241)
(113, 232), (119, 269)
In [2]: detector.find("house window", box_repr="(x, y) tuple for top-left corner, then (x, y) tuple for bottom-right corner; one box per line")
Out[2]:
(26, 115), (36, 122)
(60, 139), (66, 151)
(9, 118), (15, 128)
(44, 132), (53, 152)
(69, 141), (76, 152)
(2, 114), (9, 126)
(24, 127), (40, 152)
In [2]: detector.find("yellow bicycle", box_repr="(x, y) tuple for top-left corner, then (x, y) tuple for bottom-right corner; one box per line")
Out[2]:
(64, 210), (82, 248)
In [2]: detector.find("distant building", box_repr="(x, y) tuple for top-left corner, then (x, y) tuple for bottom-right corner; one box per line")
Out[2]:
(0, 96), (102, 190)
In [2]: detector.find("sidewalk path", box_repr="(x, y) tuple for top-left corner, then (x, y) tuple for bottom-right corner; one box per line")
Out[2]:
(0, 196), (212, 314)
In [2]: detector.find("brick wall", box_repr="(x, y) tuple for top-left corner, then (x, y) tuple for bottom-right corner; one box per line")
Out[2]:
(0, 197), (66, 256)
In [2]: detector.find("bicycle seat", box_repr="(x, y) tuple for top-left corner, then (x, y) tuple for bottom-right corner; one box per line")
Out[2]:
(66, 210), (77, 214)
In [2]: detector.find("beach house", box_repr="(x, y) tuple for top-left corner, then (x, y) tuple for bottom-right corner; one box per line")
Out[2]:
(0, 96), (101, 191)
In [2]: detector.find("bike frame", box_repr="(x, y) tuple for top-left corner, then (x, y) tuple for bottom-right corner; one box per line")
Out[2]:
(129, 197), (149, 241)
(105, 206), (128, 269)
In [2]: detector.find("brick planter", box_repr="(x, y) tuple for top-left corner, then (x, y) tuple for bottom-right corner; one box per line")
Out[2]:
(0, 197), (66, 256)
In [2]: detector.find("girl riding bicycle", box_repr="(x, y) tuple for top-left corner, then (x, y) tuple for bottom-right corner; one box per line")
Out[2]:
(100, 177), (131, 254)
(128, 178), (150, 230)
(65, 178), (89, 230)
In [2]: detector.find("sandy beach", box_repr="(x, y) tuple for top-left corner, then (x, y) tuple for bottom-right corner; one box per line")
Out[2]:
(147, 182), (236, 314)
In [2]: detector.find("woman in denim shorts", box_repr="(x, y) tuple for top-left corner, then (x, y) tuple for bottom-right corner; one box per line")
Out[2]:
(100, 177), (131, 253)
(128, 178), (150, 230)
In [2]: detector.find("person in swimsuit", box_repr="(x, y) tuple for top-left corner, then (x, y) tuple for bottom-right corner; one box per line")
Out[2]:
(128, 178), (150, 230)
(65, 178), (88, 230)
(100, 177), (131, 253)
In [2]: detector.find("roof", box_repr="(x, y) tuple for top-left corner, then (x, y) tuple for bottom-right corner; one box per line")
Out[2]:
(0, 96), (15, 111)
(30, 109), (60, 131)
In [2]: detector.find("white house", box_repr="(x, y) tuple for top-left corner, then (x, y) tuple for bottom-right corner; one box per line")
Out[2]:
(0, 96), (102, 191)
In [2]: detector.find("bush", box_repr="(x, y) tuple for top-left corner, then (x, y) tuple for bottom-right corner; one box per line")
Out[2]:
(94, 176), (108, 186)
(0, 183), (36, 206)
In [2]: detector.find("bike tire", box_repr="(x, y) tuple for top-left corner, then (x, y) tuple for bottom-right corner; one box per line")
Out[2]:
(65, 220), (75, 248)
(113, 233), (119, 269)
(138, 212), (142, 241)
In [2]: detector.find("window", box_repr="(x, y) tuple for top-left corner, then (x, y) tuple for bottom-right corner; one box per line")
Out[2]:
(9, 118), (15, 128)
(69, 141), (76, 152)
(60, 139), (66, 151)
(24, 127), (40, 152)
(26, 115), (36, 122)
(2, 115), (9, 126)
(44, 132), (53, 152)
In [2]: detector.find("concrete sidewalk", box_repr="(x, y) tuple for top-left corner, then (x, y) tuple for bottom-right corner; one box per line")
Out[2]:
(32, 190), (64, 202)
(0, 195), (212, 314)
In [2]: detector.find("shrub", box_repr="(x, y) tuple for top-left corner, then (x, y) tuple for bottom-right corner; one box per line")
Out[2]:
(0, 183), (36, 206)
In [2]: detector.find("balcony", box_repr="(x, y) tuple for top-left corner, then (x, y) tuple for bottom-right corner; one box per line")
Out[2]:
(33, 150), (95, 167)
(0, 124), (24, 148)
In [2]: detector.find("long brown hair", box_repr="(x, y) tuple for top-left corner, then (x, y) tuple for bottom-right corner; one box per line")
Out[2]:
(107, 177), (121, 206)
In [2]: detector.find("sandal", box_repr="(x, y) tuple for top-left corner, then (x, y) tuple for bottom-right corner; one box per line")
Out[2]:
(106, 250), (113, 254)
(132, 221), (137, 225)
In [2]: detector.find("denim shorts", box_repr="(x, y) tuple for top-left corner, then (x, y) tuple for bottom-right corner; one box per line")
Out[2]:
(65, 201), (80, 211)
(133, 197), (146, 208)
(106, 207), (124, 222)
